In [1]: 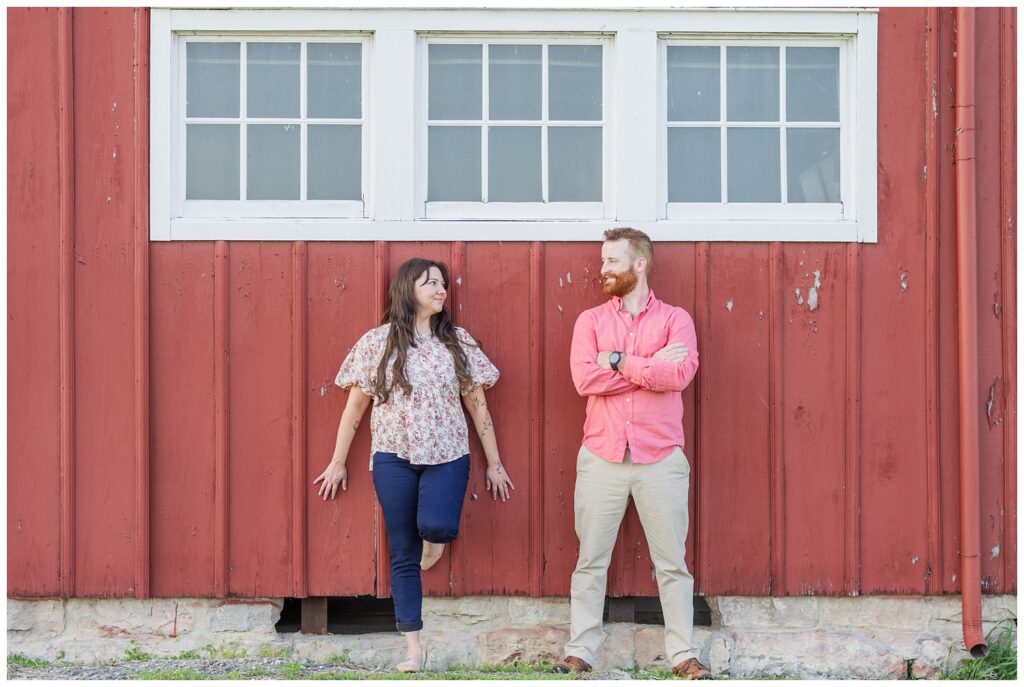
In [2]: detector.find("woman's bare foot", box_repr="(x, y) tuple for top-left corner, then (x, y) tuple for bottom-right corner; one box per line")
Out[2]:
(396, 650), (423, 673)
(420, 541), (444, 570)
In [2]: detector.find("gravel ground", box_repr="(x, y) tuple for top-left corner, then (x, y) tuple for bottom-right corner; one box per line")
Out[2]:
(7, 657), (642, 681)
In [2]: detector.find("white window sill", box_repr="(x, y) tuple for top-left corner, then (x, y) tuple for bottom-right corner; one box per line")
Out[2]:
(159, 218), (876, 243)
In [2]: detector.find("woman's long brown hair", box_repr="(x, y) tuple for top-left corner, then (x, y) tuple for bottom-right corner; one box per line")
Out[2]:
(371, 258), (475, 404)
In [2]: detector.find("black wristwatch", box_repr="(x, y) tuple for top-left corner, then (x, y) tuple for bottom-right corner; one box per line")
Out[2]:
(609, 351), (623, 372)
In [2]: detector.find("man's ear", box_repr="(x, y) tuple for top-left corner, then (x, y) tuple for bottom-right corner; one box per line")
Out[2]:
(635, 256), (648, 275)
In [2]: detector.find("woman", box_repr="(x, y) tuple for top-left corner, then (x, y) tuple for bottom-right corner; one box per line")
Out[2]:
(313, 257), (515, 672)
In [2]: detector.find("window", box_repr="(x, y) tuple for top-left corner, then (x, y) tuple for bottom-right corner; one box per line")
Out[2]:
(176, 36), (368, 219)
(663, 40), (847, 221)
(151, 8), (876, 242)
(421, 39), (609, 220)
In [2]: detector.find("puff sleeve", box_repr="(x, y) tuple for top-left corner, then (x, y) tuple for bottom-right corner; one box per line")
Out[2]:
(456, 327), (499, 395)
(335, 328), (382, 396)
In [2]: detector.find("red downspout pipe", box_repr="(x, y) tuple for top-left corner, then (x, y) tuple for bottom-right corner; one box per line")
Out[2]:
(953, 6), (989, 660)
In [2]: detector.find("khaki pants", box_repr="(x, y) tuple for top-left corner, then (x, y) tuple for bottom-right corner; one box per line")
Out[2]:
(565, 444), (695, 667)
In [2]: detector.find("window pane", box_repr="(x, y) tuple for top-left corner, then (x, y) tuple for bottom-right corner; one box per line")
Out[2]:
(787, 47), (840, 122)
(489, 45), (542, 121)
(428, 126), (481, 201)
(727, 127), (780, 202)
(727, 47), (779, 122)
(668, 128), (721, 202)
(186, 124), (239, 199)
(247, 124), (300, 200)
(548, 126), (601, 201)
(187, 42), (240, 118)
(308, 125), (361, 201)
(667, 46), (720, 122)
(549, 45), (602, 121)
(488, 127), (541, 201)
(308, 43), (361, 119)
(429, 44), (482, 121)
(247, 42), (300, 118)
(787, 128), (840, 202)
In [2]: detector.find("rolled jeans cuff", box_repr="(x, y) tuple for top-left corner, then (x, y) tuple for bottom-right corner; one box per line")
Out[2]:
(396, 620), (423, 632)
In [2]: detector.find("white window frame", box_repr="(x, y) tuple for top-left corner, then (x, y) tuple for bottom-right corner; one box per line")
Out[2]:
(661, 38), (849, 222)
(150, 7), (877, 242)
(164, 31), (371, 225)
(418, 35), (613, 221)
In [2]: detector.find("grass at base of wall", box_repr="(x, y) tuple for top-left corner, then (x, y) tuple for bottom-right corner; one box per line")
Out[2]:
(940, 625), (1017, 680)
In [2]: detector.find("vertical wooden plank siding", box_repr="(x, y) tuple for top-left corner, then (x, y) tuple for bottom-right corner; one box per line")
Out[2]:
(305, 243), (377, 597)
(214, 241), (230, 597)
(150, 243), (217, 596)
(132, 6), (151, 600)
(859, 7), (931, 594)
(5, 7), (1017, 600)
(71, 7), (141, 596)
(291, 242), (308, 598)
(998, 6), (1017, 592)
(455, 243), (532, 595)
(923, 7), (944, 595)
(700, 245), (772, 595)
(227, 244), (294, 597)
(973, 9), (1009, 592)
(7, 7), (64, 596)
(780, 245), (848, 595)
(528, 242), (546, 597)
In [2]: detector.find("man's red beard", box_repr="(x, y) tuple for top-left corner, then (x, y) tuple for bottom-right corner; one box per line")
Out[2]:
(601, 265), (639, 297)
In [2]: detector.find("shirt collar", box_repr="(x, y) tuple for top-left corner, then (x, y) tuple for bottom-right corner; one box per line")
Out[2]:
(612, 289), (656, 315)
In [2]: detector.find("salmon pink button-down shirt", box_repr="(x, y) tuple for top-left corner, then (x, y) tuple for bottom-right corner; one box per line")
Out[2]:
(570, 290), (699, 464)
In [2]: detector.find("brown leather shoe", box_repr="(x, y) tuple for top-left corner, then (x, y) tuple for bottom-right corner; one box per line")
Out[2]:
(553, 656), (593, 674)
(672, 657), (712, 680)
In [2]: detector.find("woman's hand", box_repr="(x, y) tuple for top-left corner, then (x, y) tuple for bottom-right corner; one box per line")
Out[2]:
(485, 463), (516, 502)
(313, 461), (348, 500)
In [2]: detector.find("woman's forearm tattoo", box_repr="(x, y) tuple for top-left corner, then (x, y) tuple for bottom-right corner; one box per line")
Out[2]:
(480, 413), (493, 436)
(352, 420), (360, 433)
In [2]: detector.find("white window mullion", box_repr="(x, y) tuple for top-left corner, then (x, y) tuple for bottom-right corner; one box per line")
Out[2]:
(300, 41), (307, 201)
(541, 43), (549, 203)
(719, 44), (727, 204)
(240, 40), (248, 201)
(481, 43), (489, 203)
(779, 46), (788, 204)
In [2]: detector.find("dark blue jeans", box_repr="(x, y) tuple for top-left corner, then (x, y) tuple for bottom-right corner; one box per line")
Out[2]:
(371, 452), (470, 632)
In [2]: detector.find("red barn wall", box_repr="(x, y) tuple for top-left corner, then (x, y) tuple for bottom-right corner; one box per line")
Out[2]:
(7, 7), (1016, 599)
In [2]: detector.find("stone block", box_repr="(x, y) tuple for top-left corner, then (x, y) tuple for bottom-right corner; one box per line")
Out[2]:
(424, 632), (480, 669)
(716, 596), (818, 629)
(343, 633), (408, 669)
(509, 597), (569, 626)
(818, 596), (930, 631)
(910, 635), (968, 679)
(731, 630), (906, 679)
(633, 627), (666, 667)
(423, 596), (510, 628)
(66, 598), (185, 638)
(926, 594), (1017, 636)
(706, 631), (732, 674)
(594, 622), (636, 670)
(478, 626), (569, 665)
(982, 594), (1018, 623)
(208, 600), (281, 633)
(7, 598), (65, 636)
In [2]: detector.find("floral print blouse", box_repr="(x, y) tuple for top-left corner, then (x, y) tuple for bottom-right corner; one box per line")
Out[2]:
(335, 324), (499, 467)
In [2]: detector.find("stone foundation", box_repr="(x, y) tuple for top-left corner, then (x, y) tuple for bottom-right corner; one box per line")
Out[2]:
(7, 595), (1016, 679)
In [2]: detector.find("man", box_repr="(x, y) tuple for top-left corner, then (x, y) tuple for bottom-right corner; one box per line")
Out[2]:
(555, 227), (709, 679)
